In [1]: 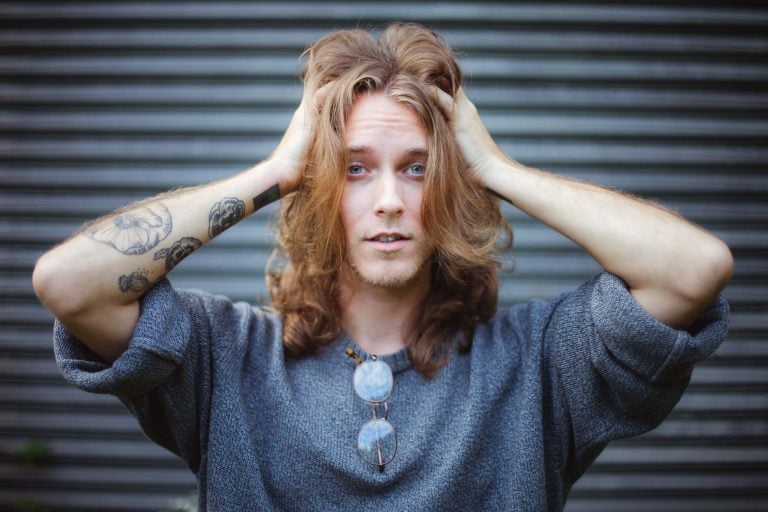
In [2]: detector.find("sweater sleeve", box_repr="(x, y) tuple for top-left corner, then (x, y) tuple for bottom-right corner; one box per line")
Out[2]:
(540, 272), (729, 483)
(52, 278), (247, 472)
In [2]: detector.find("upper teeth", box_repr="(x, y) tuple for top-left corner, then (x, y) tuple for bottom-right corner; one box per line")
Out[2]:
(376, 235), (400, 243)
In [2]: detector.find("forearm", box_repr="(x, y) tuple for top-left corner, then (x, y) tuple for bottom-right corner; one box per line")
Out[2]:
(34, 83), (326, 361)
(484, 155), (732, 327)
(33, 160), (284, 359)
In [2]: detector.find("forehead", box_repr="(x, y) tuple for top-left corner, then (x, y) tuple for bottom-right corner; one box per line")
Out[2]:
(345, 92), (428, 153)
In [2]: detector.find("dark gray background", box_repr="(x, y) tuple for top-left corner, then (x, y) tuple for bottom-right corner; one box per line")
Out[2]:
(1, 2), (766, 511)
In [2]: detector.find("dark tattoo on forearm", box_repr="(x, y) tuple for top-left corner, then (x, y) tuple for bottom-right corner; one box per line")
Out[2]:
(153, 237), (202, 271)
(208, 197), (245, 238)
(85, 204), (173, 255)
(118, 268), (152, 293)
(252, 184), (281, 212)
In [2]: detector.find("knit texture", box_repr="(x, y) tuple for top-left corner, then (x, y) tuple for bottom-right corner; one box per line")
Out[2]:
(53, 272), (729, 511)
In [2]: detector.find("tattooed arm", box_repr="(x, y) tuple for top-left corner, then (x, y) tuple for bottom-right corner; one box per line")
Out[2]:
(32, 85), (324, 362)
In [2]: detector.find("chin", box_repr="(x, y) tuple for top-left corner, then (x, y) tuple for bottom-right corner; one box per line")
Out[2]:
(352, 261), (427, 289)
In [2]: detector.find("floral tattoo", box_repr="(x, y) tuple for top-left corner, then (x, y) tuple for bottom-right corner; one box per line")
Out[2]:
(118, 268), (152, 293)
(85, 204), (172, 255)
(154, 237), (202, 271)
(208, 197), (245, 238)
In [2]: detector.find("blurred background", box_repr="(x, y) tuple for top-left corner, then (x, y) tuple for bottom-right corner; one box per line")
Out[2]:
(1, 1), (767, 511)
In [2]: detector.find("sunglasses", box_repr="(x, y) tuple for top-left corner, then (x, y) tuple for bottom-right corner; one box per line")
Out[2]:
(346, 348), (397, 472)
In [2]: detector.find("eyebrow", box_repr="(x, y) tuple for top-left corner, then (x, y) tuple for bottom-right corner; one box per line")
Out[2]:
(347, 145), (428, 159)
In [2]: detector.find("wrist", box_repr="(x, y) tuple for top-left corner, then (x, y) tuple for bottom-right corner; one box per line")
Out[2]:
(251, 158), (298, 197)
(477, 153), (520, 192)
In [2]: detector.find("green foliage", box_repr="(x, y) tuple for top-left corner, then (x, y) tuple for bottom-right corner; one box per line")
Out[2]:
(14, 440), (52, 467)
(12, 499), (47, 512)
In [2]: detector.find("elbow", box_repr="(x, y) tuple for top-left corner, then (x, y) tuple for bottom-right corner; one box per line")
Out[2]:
(679, 238), (734, 306)
(713, 239), (734, 289)
(701, 238), (734, 296)
(33, 251), (89, 321)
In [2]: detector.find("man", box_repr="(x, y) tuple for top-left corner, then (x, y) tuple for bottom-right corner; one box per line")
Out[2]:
(33, 23), (732, 511)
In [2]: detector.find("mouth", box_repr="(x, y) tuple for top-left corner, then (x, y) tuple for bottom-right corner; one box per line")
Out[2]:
(365, 232), (411, 252)
(365, 232), (411, 244)
(366, 232), (410, 243)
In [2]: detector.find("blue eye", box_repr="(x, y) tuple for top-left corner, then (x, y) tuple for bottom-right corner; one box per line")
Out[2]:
(407, 164), (426, 176)
(348, 165), (365, 175)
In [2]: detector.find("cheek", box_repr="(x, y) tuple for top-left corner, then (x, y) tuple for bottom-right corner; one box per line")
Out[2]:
(403, 188), (425, 218)
(340, 195), (361, 233)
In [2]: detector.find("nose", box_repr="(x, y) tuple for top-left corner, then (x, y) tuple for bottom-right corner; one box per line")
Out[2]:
(373, 170), (405, 217)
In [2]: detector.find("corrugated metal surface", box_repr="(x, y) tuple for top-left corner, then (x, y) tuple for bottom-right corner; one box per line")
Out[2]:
(1, 2), (766, 511)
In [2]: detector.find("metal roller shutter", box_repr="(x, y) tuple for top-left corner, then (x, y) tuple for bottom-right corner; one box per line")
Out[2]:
(1, 2), (766, 511)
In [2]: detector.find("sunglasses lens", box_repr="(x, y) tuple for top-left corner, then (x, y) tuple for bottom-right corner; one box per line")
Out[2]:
(353, 359), (393, 403)
(357, 418), (396, 466)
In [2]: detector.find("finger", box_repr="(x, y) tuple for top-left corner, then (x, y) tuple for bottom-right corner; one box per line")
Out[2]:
(430, 85), (454, 111)
(314, 81), (334, 99)
(299, 80), (333, 108)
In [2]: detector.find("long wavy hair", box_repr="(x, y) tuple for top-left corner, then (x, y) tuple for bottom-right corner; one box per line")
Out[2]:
(268, 22), (512, 377)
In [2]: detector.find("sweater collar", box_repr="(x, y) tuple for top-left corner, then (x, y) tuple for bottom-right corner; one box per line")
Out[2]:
(337, 333), (413, 375)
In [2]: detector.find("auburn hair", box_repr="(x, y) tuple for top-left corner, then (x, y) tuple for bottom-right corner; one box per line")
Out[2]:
(267, 22), (512, 377)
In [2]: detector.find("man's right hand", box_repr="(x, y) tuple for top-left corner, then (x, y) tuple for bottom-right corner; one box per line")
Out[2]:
(268, 83), (332, 195)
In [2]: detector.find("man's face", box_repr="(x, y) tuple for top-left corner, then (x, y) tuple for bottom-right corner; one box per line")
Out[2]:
(340, 92), (434, 290)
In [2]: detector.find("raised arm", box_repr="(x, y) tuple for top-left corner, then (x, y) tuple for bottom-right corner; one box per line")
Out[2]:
(436, 88), (733, 329)
(32, 86), (324, 362)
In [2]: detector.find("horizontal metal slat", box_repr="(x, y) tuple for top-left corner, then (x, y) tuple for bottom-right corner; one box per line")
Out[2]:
(593, 444), (768, 468)
(2, 167), (766, 197)
(680, 365), (768, 388)
(673, 391), (768, 415)
(572, 471), (768, 494)
(3, 138), (767, 166)
(1, 462), (195, 490)
(0, 410), (144, 437)
(565, 496), (767, 512)
(642, 417), (768, 441)
(4, 82), (767, 112)
(3, 55), (767, 83)
(0, 436), (181, 465)
(711, 339), (768, 361)
(0, 383), (124, 410)
(5, 110), (767, 139)
(4, 28), (766, 56)
(2, 2), (766, 27)
(3, 193), (763, 225)
(0, 489), (193, 512)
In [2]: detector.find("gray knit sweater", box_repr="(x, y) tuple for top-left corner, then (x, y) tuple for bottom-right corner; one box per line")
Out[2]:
(53, 272), (729, 511)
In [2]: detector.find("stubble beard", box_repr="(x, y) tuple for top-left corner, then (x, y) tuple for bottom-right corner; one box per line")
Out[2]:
(349, 251), (431, 289)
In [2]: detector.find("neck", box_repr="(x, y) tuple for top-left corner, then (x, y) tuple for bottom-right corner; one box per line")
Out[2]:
(338, 267), (430, 356)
